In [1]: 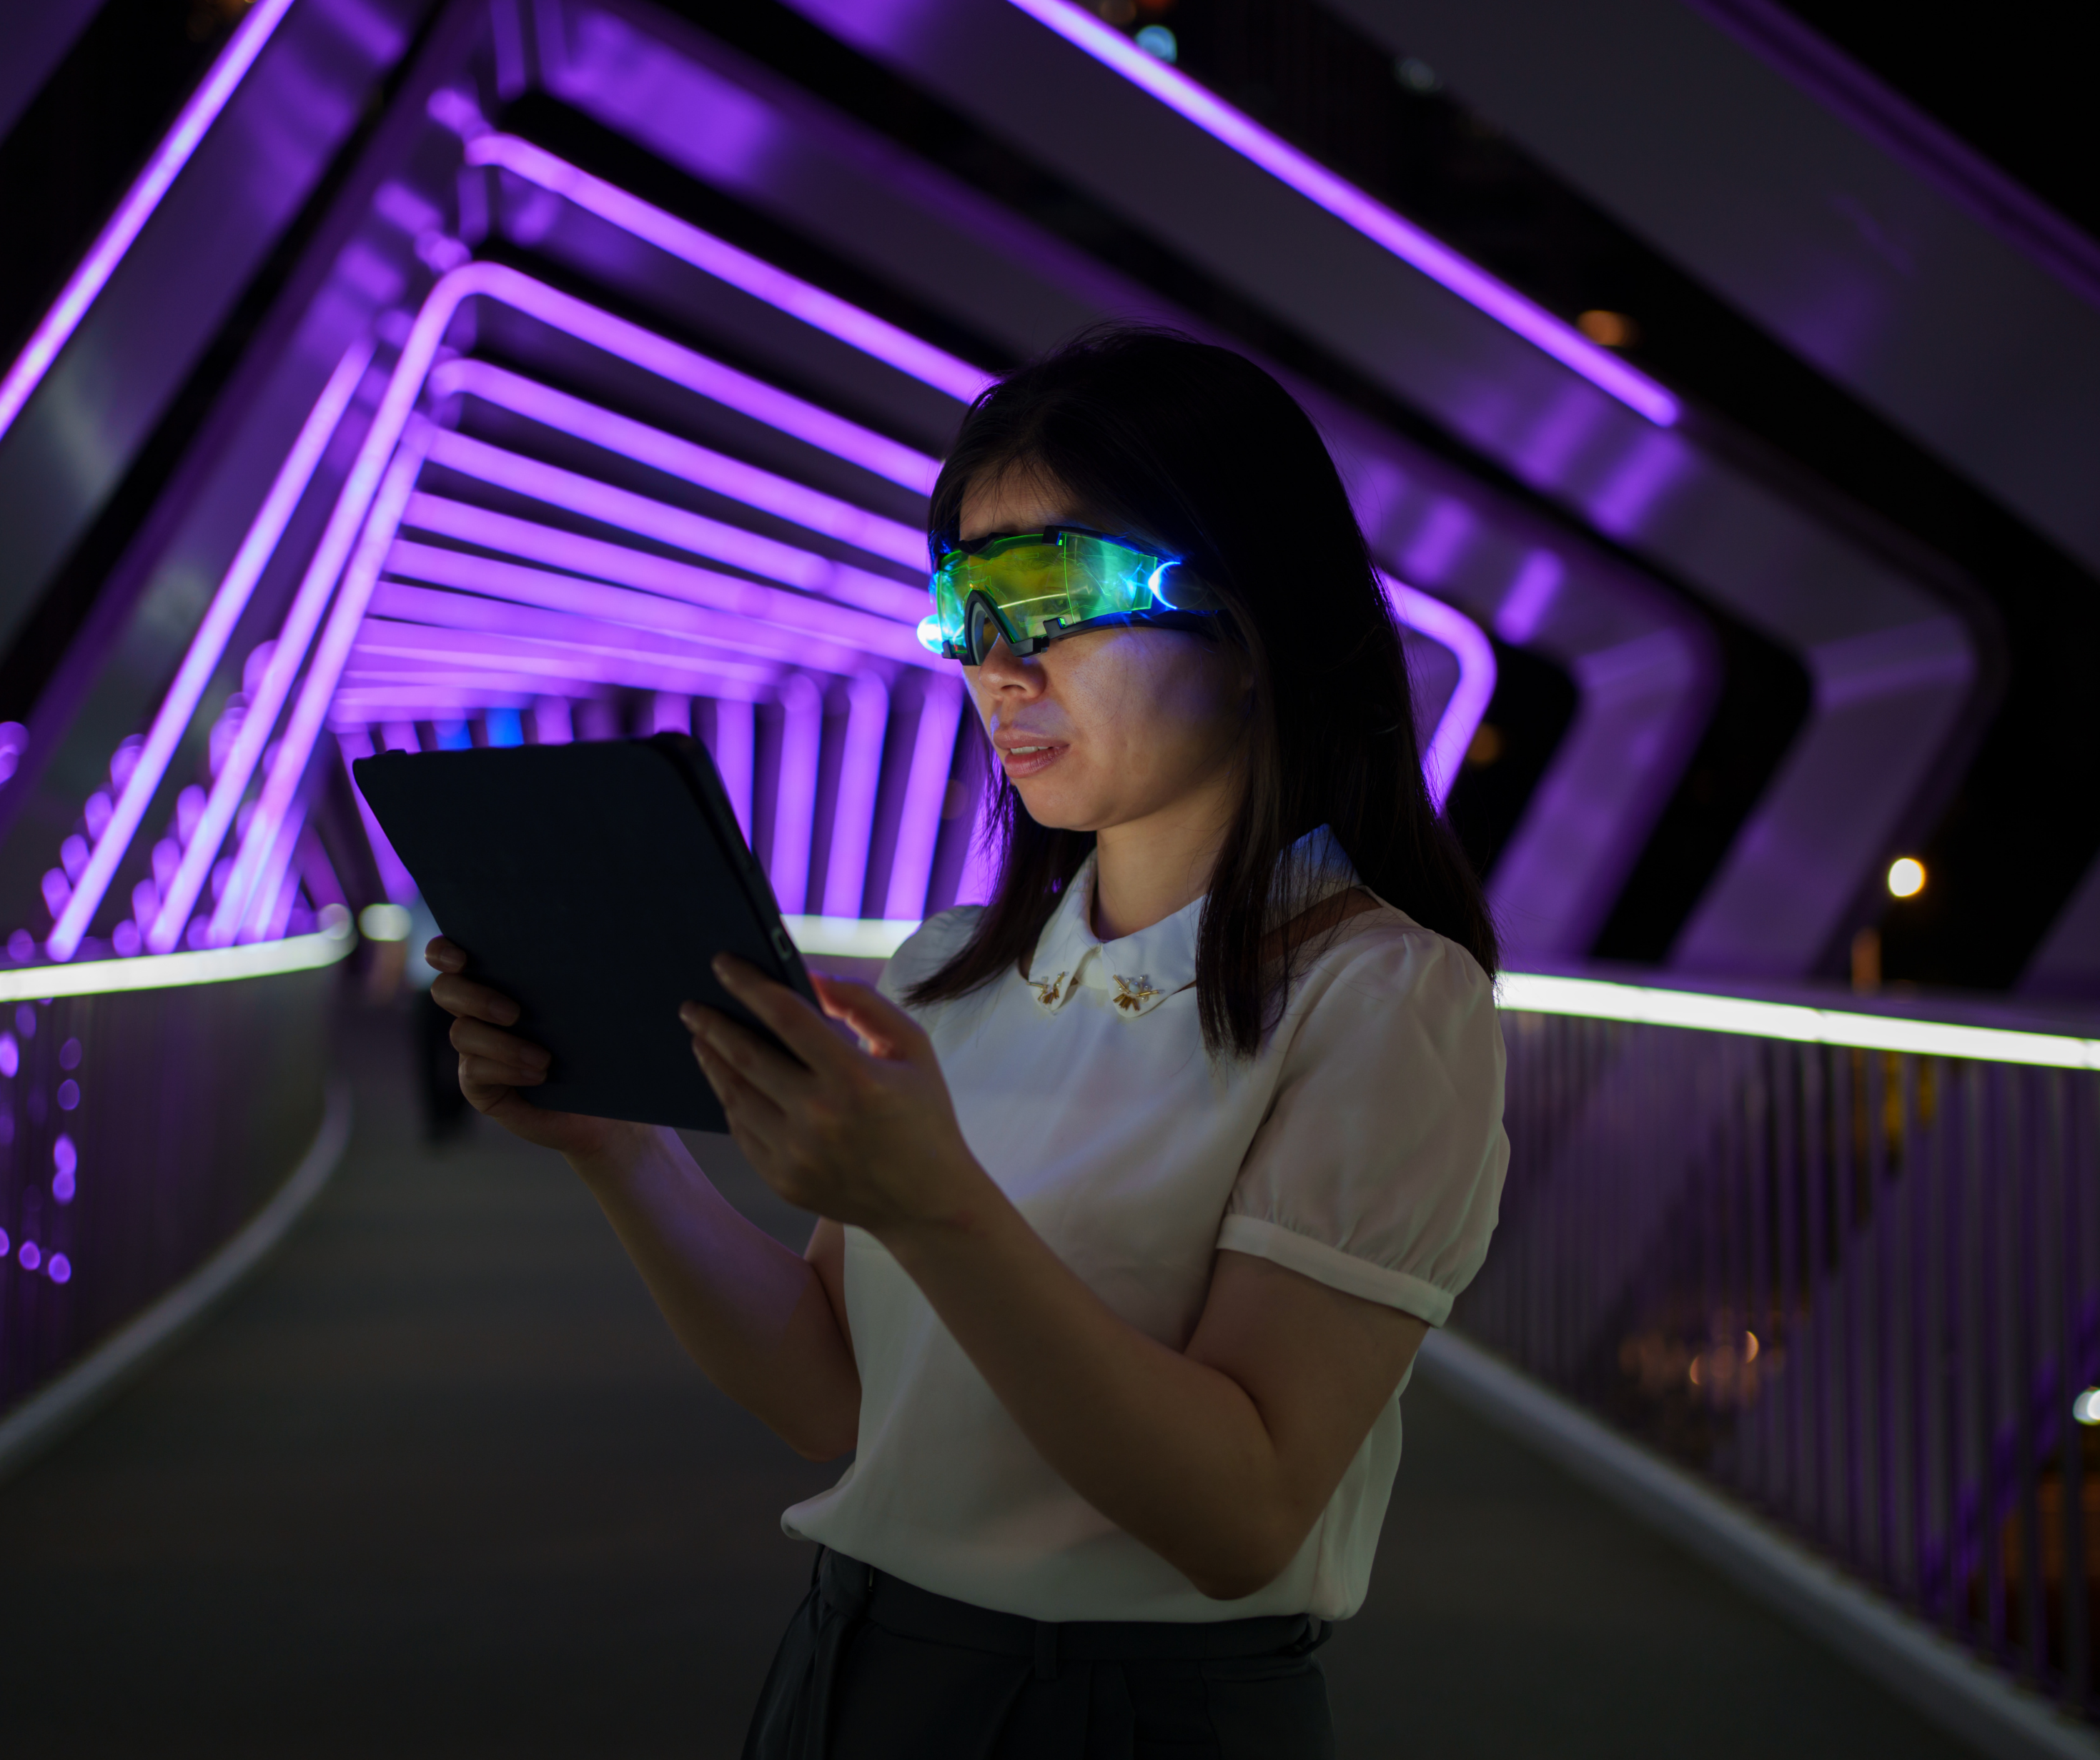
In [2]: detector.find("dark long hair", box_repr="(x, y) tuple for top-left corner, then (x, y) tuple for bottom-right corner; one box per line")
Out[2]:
(907, 325), (1497, 1055)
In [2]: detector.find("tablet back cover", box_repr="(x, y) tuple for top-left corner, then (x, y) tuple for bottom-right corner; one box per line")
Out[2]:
(354, 736), (811, 1133)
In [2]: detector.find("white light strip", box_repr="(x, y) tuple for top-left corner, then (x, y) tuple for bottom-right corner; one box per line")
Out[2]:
(783, 919), (2100, 1069)
(1497, 972), (2100, 1072)
(0, 923), (353, 1004)
(783, 915), (923, 960)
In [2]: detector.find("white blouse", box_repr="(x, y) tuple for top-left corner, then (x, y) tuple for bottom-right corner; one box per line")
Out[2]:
(781, 832), (1507, 1623)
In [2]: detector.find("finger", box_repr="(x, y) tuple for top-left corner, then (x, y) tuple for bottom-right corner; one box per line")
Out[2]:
(430, 971), (522, 1026)
(810, 975), (930, 1061)
(457, 1054), (545, 1093)
(693, 1035), (786, 1151)
(425, 936), (465, 974)
(681, 1003), (813, 1109)
(710, 958), (858, 1076)
(450, 1017), (550, 1076)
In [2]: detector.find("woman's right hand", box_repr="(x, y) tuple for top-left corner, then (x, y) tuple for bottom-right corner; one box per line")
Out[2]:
(425, 937), (648, 1163)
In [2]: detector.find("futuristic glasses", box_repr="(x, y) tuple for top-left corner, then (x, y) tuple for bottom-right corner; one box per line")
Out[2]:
(917, 527), (1220, 665)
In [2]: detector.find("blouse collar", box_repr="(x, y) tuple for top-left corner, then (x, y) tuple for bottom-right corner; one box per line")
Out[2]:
(1024, 827), (1360, 1021)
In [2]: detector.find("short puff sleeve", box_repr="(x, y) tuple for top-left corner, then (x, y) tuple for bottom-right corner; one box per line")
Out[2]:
(1217, 920), (1507, 1326)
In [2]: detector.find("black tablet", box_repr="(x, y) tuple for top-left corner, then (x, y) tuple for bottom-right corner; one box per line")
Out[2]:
(352, 733), (820, 1132)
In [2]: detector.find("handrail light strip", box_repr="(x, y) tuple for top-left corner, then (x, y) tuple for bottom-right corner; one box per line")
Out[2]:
(0, 0), (299, 444)
(783, 918), (2099, 1071)
(1005, 0), (1679, 428)
(0, 925), (351, 1004)
(1497, 972), (2100, 1071)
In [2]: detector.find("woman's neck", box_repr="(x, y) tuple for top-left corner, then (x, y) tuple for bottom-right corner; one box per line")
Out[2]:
(1089, 779), (1240, 942)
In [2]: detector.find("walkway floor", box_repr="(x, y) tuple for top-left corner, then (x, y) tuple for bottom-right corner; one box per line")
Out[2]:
(0, 1003), (1978, 1757)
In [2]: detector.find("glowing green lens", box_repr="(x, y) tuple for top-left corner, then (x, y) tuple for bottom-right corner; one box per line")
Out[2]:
(929, 531), (1172, 660)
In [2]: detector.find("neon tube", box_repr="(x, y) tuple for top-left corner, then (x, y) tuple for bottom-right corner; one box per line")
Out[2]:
(465, 134), (992, 405)
(237, 789), (312, 943)
(452, 265), (940, 492)
(769, 675), (823, 914)
(347, 620), (780, 696)
(711, 698), (756, 838)
(1004, 0), (1679, 428)
(1380, 573), (1497, 811)
(427, 358), (925, 567)
(425, 428), (926, 620)
(766, 913), (2100, 1072)
(824, 674), (889, 918)
(47, 339), (374, 960)
(392, 504), (936, 667)
(209, 428), (433, 945)
(146, 272), (457, 955)
(204, 259), (938, 951)
(333, 726), (415, 905)
(98, 258), (941, 962)
(367, 575), (843, 679)
(783, 915), (924, 960)
(0, 0), (299, 444)
(1497, 973), (2100, 1071)
(0, 920), (352, 1002)
(885, 676), (964, 919)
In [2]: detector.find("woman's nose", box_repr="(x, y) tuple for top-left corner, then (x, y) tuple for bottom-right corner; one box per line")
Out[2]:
(971, 636), (1041, 692)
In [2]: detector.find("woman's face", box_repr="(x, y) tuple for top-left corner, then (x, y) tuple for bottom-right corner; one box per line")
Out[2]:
(956, 469), (1249, 838)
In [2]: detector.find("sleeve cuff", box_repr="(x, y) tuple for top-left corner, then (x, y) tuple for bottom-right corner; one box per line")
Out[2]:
(1215, 1215), (1455, 1326)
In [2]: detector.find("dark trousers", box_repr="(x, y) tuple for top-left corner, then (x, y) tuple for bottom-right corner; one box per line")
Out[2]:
(743, 1548), (1337, 1760)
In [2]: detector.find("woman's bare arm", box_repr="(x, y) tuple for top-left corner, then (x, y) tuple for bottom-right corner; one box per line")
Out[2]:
(427, 938), (859, 1460)
(570, 1132), (861, 1460)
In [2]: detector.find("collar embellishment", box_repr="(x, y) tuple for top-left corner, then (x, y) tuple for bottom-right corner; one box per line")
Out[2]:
(1028, 970), (1069, 1009)
(1111, 974), (1164, 1014)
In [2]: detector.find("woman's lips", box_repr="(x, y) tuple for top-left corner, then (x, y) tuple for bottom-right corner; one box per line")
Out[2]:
(998, 741), (1068, 780)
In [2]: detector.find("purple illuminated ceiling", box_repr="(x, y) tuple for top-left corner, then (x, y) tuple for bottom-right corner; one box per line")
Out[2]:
(35, 146), (1492, 957)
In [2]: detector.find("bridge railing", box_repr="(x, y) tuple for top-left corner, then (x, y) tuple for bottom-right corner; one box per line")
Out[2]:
(1472, 973), (2100, 1718)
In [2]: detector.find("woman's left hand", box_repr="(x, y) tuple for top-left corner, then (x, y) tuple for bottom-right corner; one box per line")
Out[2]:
(683, 959), (989, 1237)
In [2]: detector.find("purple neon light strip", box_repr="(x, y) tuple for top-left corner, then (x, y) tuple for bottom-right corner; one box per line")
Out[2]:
(427, 358), (925, 567)
(771, 675), (823, 914)
(396, 500), (937, 667)
(260, 822), (309, 942)
(333, 726), (415, 905)
(467, 264), (939, 492)
(711, 699), (756, 838)
(886, 677), (964, 920)
(46, 339), (374, 960)
(209, 428), (432, 944)
(0, 0), (299, 444)
(425, 427), (926, 620)
(379, 548), (891, 678)
(197, 252), (943, 950)
(348, 621), (779, 697)
(146, 279), (460, 955)
(1380, 573), (1497, 811)
(144, 269), (528, 951)
(238, 788), (311, 943)
(466, 134), (991, 406)
(1006, 0), (1680, 428)
(824, 675), (889, 917)
(204, 252), (929, 943)
(369, 579), (808, 682)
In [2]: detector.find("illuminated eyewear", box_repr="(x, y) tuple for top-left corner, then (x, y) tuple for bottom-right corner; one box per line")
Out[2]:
(917, 527), (1221, 665)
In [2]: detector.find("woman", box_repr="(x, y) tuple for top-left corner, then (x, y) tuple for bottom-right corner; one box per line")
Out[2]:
(430, 327), (1507, 1757)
